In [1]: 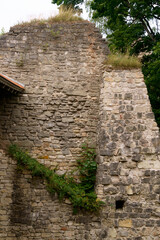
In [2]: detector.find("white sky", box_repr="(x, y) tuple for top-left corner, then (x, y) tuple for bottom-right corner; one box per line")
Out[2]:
(0, 0), (88, 33)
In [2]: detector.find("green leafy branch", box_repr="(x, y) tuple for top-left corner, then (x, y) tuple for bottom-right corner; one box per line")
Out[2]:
(8, 144), (104, 214)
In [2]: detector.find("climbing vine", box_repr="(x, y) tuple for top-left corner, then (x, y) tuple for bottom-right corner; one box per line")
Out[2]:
(8, 143), (104, 214)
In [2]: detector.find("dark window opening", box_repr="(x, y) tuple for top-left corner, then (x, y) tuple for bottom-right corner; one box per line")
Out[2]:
(116, 200), (125, 210)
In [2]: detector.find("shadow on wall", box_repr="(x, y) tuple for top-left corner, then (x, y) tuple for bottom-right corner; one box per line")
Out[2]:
(0, 91), (21, 150)
(10, 169), (33, 226)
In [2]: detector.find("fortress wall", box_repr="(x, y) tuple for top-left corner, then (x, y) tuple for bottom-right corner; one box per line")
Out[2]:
(0, 22), (107, 171)
(97, 68), (160, 239)
(0, 22), (108, 240)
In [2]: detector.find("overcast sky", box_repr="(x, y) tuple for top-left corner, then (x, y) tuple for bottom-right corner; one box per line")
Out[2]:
(1, 0), (88, 33)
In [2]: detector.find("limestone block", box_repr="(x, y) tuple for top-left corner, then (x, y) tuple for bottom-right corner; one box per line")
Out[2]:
(138, 160), (160, 169)
(108, 227), (117, 238)
(119, 219), (132, 228)
(126, 185), (134, 195)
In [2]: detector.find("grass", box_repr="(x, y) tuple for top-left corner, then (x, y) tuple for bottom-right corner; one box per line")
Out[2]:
(48, 6), (83, 23)
(104, 53), (141, 69)
(14, 7), (83, 28)
(0, 27), (5, 36)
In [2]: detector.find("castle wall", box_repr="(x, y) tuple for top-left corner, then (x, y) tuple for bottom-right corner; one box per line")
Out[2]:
(0, 22), (160, 240)
(0, 22), (107, 171)
(97, 69), (160, 239)
(0, 22), (107, 240)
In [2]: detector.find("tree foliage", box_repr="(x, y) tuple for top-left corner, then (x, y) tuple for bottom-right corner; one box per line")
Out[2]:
(142, 42), (160, 127)
(52, 0), (84, 9)
(90, 0), (160, 53)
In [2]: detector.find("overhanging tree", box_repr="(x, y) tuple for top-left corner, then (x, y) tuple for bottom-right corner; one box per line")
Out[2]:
(52, 0), (84, 9)
(142, 42), (160, 127)
(90, 0), (160, 53)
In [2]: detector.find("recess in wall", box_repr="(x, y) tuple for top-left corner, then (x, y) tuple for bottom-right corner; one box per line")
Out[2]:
(116, 200), (125, 210)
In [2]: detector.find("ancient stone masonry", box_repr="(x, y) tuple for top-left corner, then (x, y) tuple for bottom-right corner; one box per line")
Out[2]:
(0, 22), (107, 171)
(0, 22), (160, 240)
(97, 68), (160, 239)
(0, 22), (108, 240)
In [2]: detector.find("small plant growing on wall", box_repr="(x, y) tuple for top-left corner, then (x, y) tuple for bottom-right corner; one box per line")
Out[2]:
(42, 43), (49, 52)
(16, 56), (25, 67)
(50, 29), (60, 38)
(0, 27), (5, 36)
(77, 142), (97, 193)
(8, 143), (104, 214)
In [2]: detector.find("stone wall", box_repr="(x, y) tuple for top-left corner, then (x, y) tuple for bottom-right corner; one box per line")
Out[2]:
(0, 21), (108, 240)
(97, 68), (160, 239)
(0, 21), (107, 171)
(0, 21), (160, 240)
(0, 149), (103, 240)
(0, 149), (15, 239)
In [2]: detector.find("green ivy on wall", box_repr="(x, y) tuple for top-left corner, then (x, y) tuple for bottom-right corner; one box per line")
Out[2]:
(9, 143), (104, 214)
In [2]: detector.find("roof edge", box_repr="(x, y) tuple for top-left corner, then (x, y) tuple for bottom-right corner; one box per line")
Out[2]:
(0, 73), (25, 93)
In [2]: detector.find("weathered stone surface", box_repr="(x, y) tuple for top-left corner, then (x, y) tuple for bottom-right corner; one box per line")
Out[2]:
(108, 227), (117, 238)
(119, 219), (132, 228)
(0, 22), (108, 240)
(98, 68), (160, 239)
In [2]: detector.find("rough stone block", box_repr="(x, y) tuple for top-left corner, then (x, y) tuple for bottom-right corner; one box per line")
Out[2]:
(119, 219), (132, 228)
